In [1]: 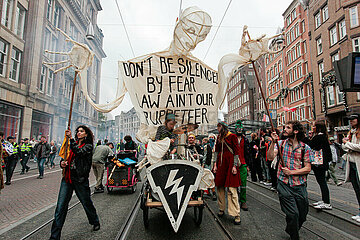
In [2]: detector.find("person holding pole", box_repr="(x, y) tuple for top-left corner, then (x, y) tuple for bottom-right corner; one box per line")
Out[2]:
(267, 120), (313, 240)
(50, 125), (100, 240)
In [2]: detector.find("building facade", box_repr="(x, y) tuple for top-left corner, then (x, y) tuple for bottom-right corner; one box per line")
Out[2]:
(281, 0), (313, 131)
(308, 0), (360, 138)
(114, 107), (140, 142)
(227, 57), (265, 125)
(0, 0), (106, 143)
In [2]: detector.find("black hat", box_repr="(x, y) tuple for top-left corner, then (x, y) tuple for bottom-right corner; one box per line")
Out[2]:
(23, 138), (29, 141)
(347, 113), (360, 120)
(7, 136), (15, 140)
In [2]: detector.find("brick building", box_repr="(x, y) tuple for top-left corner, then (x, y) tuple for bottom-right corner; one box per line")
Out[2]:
(308, 0), (360, 138)
(227, 57), (265, 124)
(0, 0), (106, 142)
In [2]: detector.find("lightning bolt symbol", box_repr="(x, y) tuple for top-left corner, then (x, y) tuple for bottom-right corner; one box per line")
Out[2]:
(165, 169), (185, 210)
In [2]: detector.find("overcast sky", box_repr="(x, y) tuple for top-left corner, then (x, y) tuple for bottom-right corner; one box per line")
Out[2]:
(97, 0), (292, 119)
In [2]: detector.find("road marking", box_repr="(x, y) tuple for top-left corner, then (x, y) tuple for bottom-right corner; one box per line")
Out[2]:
(12, 169), (62, 182)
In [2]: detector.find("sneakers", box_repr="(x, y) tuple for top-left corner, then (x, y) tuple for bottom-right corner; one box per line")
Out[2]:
(270, 187), (276, 191)
(336, 182), (343, 186)
(351, 215), (360, 222)
(312, 201), (324, 206)
(20, 171), (24, 175)
(234, 216), (241, 225)
(5, 181), (11, 185)
(26, 167), (30, 172)
(94, 188), (104, 194)
(314, 203), (332, 210)
(259, 181), (265, 184)
(264, 182), (272, 186)
(37, 175), (43, 179)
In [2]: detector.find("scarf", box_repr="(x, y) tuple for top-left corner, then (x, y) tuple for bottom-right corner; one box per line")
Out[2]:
(65, 142), (85, 184)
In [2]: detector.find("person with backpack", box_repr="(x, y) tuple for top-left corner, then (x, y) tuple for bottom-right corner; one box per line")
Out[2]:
(267, 120), (313, 240)
(308, 120), (333, 210)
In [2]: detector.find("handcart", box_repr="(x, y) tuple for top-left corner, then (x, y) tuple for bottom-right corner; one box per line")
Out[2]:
(106, 150), (138, 193)
(140, 159), (205, 232)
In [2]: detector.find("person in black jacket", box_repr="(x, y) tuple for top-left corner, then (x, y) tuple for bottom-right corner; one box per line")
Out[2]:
(34, 136), (51, 179)
(50, 125), (100, 240)
(308, 120), (333, 210)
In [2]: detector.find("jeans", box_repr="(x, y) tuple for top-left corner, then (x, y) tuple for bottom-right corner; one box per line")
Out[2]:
(50, 178), (99, 240)
(38, 157), (46, 176)
(349, 162), (360, 208)
(326, 163), (339, 184)
(277, 181), (308, 240)
(5, 155), (17, 183)
(48, 154), (56, 167)
(313, 167), (330, 204)
(260, 156), (270, 181)
(21, 155), (30, 172)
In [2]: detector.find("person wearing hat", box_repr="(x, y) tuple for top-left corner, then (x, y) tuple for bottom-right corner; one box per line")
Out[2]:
(154, 113), (178, 155)
(20, 138), (32, 174)
(4, 136), (20, 185)
(342, 113), (360, 222)
(234, 120), (250, 211)
(328, 137), (342, 186)
(213, 121), (242, 225)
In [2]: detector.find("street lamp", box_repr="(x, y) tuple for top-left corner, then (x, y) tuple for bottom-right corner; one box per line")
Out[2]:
(86, 22), (95, 40)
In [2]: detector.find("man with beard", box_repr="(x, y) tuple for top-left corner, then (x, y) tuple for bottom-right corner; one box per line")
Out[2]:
(267, 121), (313, 240)
(234, 120), (250, 211)
(187, 133), (203, 163)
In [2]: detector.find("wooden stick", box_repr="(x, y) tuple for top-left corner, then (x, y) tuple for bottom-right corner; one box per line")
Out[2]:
(251, 61), (285, 167)
(62, 71), (79, 175)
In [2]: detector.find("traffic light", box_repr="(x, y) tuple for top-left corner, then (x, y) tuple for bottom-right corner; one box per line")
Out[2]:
(333, 52), (360, 92)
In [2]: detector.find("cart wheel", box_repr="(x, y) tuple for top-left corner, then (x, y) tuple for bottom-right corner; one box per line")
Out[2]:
(194, 206), (203, 226)
(143, 205), (149, 228)
(107, 186), (113, 193)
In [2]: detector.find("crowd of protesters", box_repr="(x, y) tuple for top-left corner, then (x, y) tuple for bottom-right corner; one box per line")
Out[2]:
(1, 114), (359, 240)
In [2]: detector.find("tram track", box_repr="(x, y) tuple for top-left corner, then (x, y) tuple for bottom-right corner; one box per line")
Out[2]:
(19, 188), (96, 240)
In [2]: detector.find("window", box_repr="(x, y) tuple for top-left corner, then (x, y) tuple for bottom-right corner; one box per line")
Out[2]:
(289, 70), (293, 83)
(290, 29), (295, 42)
(316, 38), (323, 54)
(336, 86), (344, 104)
(295, 23), (299, 38)
(353, 37), (360, 52)
(326, 86), (335, 106)
(53, 4), (60, 28)
(286, 15), (291, 27)
(315, 12), (321, 28)
(304, 62), (308, 74)
(286, 33), (290, 45)
(46, 0), (53, 21)
(9, 47), (21, 82)
(350, 6), (359, 27)
(322, 5), (329, 22)
(298, 64), (302, 77)
(339, 19), (346, 39)
(15, 4), (26, 38)
(329, 26), (338, 46)
(279, 60), (282, 71)
(39, 66), (46, 92)
(296, 43), (301, 57)
(301, 20), (305, 33)
(1, 0), (14, 28)
(303, 41), (307, 53)
(291, 9), (297, 21)
(331, 52), (339, 62)
(46, 70), (54, 96)
(0, 39), (8, 77)
(318, 62), (324, 80)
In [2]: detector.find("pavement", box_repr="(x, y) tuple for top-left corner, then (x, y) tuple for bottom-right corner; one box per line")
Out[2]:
(0, 159), (359, 240)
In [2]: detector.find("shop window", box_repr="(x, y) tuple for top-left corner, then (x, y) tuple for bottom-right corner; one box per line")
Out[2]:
(0, 101), (21, 139)
(31, 111), (52, 140)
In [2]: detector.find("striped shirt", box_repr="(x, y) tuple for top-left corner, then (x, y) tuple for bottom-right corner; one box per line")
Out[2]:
(275, 139), (314, 186)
